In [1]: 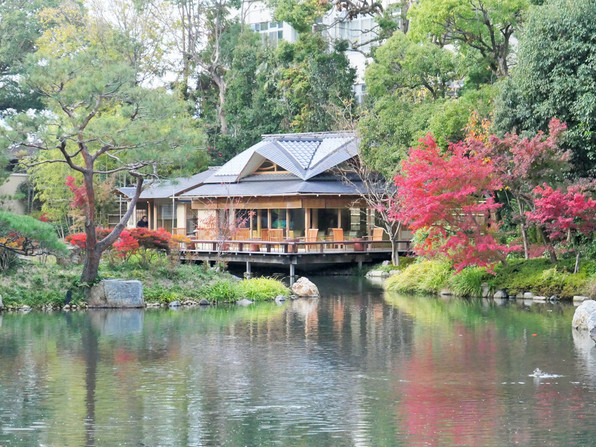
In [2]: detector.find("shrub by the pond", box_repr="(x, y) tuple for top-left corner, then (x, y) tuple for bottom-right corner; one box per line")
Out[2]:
(448, 266), (490, 297)
(488, 258), (595, 298)
(237, 277), (290, 301)
(384, 257), (596, 299)
(201, 280), (240, 303)
(201, 277), (290, 303)
(385, 260), (452, 294)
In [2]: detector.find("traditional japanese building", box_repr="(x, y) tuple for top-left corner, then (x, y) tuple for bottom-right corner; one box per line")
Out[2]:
(181, 131), (381, 242)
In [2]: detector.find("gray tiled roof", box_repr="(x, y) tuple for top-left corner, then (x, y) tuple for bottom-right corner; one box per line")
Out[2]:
(117, 168), (216, 199)
(207, 132), (358, 182)
(181, 176), (364, 198)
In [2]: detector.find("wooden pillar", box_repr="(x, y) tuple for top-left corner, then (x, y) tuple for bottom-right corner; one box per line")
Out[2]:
(286, 208), (291, 238)
(337, 208), (342, 229)
(257, 210), (262, 237)
(153, 202), (158, 230)
(246, 261), (252, 278)
(267, 209), (271, 229)
(249, 210), (254, 238)
(289, 263), (295, 278)
(305, 208), (311, 230)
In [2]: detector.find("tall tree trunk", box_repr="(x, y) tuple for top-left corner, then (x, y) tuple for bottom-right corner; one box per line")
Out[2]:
(400, 1), (410, 34)
(214, 74), (228, 135)
(517, 200), (529, 260)
(537, 226), (557, 263)
(81, 248), (102, 284)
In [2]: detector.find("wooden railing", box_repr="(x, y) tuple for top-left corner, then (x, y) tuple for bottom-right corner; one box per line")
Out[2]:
(182, 238), (411, 255)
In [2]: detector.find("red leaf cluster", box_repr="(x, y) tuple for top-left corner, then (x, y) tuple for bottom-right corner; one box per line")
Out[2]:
(66, 228), (171, 254)
(65, 175), (88, 210)
(393, 134), (519, 272)
(526, 184), (596, 242)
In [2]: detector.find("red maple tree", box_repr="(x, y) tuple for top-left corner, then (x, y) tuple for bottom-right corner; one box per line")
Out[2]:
(467, 118), (569, 260)
(526, 183), (596, 272)
(393, 134), (518, 272)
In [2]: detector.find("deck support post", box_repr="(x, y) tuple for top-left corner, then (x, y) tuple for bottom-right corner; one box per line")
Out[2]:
(289, 263), (295, 279)
(245, 261), (252, 279)
(358, 260), (363, 269)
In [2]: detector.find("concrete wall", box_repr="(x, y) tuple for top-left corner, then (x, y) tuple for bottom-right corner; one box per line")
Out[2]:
(0, 173), (28, 214)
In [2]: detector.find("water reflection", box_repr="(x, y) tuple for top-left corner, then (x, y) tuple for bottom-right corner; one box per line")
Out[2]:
(1, 279), (596, 446)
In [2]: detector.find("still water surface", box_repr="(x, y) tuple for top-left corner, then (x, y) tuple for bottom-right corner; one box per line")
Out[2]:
(1, 277), (595, 446)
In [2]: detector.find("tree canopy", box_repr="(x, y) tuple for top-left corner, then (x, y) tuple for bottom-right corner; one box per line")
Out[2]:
(494, 0), (596, 176)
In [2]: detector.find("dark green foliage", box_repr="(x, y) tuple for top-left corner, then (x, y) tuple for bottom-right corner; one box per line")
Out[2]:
(359, 31), (497, 176)
(204, 29), (355, 162)
(489, 258), (595, 299)
(0, 0), (63, 112)
(384, 258), (595, 299)
(0, 210), (67, 271)
(494, 0), (596, 176)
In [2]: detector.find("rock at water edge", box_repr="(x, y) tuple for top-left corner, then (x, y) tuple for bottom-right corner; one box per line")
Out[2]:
(572, 300), (596, 330)
(237, 299), (254, 306)
(291, 277), (320, 297)
(493, 290), (508, 299)
(88, 280), (144, 308)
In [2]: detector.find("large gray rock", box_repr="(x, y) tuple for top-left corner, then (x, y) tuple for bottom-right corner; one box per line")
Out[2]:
(88, 280), (144, 308)
(572, 300), (596, 331)
(493, 290), (508, 299)
(291, 277), (320, 297)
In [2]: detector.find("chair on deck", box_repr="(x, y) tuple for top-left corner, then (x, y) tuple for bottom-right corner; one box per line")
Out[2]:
(370, 227), (386, 251)
(232, 228), (251, 250)
(233, 228), (251, 241)
(331, 228), (344, 250)
(267, 228), (284, 251)
(306, 228), (319, 251)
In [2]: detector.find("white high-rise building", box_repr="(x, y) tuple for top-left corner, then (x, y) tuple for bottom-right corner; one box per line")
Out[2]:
(241, 0), (402, 103)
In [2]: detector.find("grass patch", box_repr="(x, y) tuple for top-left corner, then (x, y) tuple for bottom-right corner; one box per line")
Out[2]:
(237, 277), (290, 301)
(385, 259), (452, 295)
(384, 257), (596, 299)
(489, 258), (595, 299)
(448, 266), (490, 297)
(0, 256), (288, 308)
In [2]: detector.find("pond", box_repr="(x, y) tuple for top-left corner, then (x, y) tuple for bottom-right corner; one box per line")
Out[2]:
(0, 276), (595, 446)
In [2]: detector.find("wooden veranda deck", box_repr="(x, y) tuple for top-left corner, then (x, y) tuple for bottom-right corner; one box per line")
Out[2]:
(180, 239), (412, 277)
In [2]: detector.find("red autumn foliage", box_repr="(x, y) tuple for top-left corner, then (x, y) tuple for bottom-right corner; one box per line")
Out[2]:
(393, 134), (519, 272)
(65, 175), (88, 210)
(113, 230), (140, 257)
(468, 118), (569, 190)
(127, 228), (171, 252)
(67, 228), (172, 254)
(66, 228), (111, 249)
(526, 184), (596, 242)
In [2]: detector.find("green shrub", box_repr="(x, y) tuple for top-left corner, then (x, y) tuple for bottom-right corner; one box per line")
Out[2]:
(201, 280), (240, 303)
(385, 259), (452, 294)
(448, 266), (490, 297)
(489, 258), (593, 298)
(237, 277), (290, 301)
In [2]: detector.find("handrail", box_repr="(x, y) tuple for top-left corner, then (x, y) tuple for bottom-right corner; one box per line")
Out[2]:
(183, 238), (411, 254)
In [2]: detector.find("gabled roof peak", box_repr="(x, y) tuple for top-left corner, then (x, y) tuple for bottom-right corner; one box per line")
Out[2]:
(262, 131), (356, 141)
